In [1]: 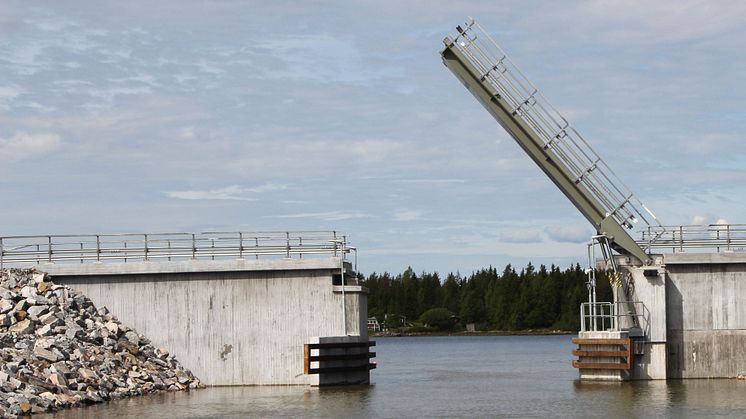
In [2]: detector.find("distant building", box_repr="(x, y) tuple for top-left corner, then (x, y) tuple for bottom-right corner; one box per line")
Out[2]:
(367, 317), (381, 332)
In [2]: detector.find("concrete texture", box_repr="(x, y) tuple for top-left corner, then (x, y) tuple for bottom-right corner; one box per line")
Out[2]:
(664, 254), (746, 379)
(624, 264), (667, 380)
(39, 258), (341, 276)
(45, 258), (370, 386)
(602, 253), (746, 380)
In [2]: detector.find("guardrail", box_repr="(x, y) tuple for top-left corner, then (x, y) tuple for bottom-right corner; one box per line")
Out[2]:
(638, 224), (746, 253)
(0, 231), (355, 268)
(580, 301), (649, 336)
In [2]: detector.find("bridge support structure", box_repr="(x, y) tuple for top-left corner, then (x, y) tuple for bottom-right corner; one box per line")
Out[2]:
(575, 252), (746, 380)
(39, 258), (372, 386)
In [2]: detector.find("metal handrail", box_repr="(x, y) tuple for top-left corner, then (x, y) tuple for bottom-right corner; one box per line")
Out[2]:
(0, 231), (355, 268)
(580, 301), (649, 336)
(639, 224), (746, 253)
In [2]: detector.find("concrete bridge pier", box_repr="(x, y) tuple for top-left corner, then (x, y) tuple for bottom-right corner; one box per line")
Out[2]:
(577, 253), (746, 381)
(41, 257), (373, 386)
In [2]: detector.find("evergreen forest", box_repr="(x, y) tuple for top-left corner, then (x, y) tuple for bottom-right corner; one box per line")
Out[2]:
(361, 263), (613, 332)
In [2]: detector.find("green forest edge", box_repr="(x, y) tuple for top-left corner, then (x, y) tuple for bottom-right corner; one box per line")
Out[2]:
(360, 263), (614, 336)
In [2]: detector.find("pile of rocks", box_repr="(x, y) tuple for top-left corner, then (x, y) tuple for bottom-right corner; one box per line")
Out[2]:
(0, 268), (203, 416)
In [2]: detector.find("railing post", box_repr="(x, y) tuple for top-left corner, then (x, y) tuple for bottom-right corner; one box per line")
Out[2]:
(238, 232), (243, 259)
(80, 242), (84, 264)
(679, 225), (683, 253)
(48, 236), (52, 263)
(124, 241), (128, 263)
(255, 237), (259, 260)
(168, 240), (172, 262)
(333, 231), (338, 257)
(96, 235), (101, 262)
(192, 234), (196, 260)
(211, 238), (215, 261)
(286, 232), (290, 258)
(299, 236), (303, 259)
(0, 238), (3, 269)
(144, 234), (149, 261)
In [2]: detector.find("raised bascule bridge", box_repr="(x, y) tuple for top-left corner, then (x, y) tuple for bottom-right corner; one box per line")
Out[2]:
(441, 18), (746, 381)
(0, 231), (375, 386)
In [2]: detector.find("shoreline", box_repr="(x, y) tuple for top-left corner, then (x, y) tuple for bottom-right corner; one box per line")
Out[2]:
(371, 329), (576, 338)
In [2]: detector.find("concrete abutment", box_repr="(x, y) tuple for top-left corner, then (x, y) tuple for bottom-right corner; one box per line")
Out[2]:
(40, 258), (371, 386)
(579, 252), (746, 381)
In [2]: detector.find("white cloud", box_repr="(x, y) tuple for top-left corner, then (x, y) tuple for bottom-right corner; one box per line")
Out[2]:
(0, 86), (21, 110)
(270, 211), (370, 221)
(690, 215), (730, 226)
(28, 16), (79, 32)
(394, 178), (465, 185)
(165, 185), (254, 201)
(393, 209), (423, 221)
(545, 224), (591, 243)
(179, 126), (196, 140)
(345, 140), (404, 164)
(0, 132), (62, 159)
(88, 86), (152, 102)
(18, 102), (56, 112)
(0, 86), (20, 99)
(244, 183), (287, 193)
(550, 1), (746, 45)
(228, 138), (407, 176)
(165, 183), (287, 201)
(500, 229), (543, 244)
(691, 215), (707, 225)
(253, 34), (402, 85)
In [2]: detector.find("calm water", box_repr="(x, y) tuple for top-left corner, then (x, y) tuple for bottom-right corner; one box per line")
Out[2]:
(44, 335), (746, 418)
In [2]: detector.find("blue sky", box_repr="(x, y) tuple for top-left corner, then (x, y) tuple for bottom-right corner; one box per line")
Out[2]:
(2, 1), (746, 275)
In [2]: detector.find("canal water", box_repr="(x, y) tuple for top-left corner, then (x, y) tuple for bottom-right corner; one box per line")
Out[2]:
(45, 335), (746, 418)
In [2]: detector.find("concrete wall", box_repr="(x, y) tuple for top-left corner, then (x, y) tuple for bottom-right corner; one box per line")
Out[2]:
(664, 253), (746, 379)
(613, 253), (746, 379)
(41, 258), (369, 386)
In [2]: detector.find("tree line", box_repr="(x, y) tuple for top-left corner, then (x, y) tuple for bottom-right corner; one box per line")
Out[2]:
(361, 262), (613, 332)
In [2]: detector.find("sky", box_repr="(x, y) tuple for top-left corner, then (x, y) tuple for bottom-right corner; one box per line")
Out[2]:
(2, 1), (746, 275)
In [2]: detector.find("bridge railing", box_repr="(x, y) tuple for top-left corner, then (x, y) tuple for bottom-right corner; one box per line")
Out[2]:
(580, 301), (649, 336)
(638, 224), (746, 253)
(0, 231), (354, 268)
